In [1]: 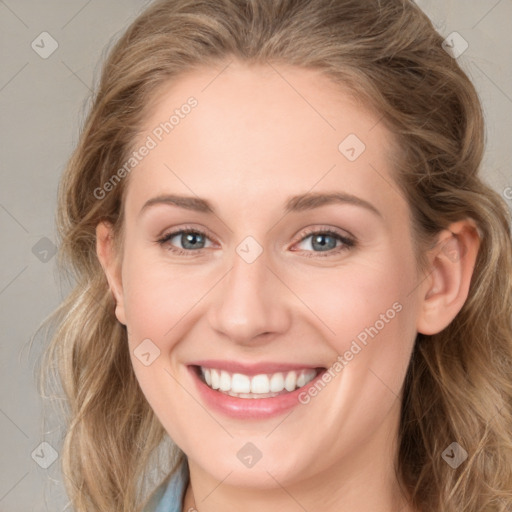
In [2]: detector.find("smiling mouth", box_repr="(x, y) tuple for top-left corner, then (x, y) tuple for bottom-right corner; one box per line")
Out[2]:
(192, 365), (324, 399)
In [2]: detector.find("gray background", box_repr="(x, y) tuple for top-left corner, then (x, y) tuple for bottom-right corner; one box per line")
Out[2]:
(0, 1), (511, 510)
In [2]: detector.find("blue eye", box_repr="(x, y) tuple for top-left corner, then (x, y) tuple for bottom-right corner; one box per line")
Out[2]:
(294, 229), (355, 257)
(157, 226), (356, 258)
(157, 229), (212, 255)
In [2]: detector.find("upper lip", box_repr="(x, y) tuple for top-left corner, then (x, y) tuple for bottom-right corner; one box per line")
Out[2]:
(189, 360), (325, 376)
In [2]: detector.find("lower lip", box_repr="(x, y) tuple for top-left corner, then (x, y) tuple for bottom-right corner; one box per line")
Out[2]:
(188, 365), (326, 419)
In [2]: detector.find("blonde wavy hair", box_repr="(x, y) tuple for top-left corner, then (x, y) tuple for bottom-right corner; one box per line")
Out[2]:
(36, 0), (512, 511)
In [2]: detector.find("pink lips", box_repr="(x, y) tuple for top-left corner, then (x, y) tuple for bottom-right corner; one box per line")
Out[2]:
(187, 361), (326, 420)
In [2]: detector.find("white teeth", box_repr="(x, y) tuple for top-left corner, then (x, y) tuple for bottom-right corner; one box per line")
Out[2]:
(269, 372), (285, 392)
(204, 368), (212, 386)
(232, 373), (251, 393)
(219, 371), (231, 391)
(251, 374), (270, 394)
(284, 370), (297, 392)
(211, 369), (220, 389)
(199, 366), (318, 398)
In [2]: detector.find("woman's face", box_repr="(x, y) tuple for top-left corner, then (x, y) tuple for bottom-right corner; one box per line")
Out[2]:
(101, 61), (427, 489)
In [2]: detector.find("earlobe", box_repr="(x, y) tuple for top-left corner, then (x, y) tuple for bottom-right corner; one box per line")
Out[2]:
(95, 221), (126, 325)
(416, 220), (481, 335)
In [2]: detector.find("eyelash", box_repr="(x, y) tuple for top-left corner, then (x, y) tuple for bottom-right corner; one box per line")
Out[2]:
(156, 225), (356, 258)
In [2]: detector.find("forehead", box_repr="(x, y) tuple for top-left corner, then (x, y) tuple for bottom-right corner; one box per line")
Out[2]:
(123, 61), (403, 221)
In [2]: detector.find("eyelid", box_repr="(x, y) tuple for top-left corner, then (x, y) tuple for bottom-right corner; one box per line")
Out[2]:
(157, 223), (216, 241)
(289, 225), (355, 246)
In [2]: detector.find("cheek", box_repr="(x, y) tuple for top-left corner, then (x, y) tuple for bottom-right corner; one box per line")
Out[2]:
(293, 247), (418, 411)
(292, 252), (414, 347)
(121, 248), (209, 344)
(120, 248), (205, 434)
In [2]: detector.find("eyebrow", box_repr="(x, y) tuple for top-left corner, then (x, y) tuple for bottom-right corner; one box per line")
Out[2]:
(139, 191), (382, 218)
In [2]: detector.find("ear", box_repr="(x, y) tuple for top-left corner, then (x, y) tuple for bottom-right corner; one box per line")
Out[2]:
(416, 219), (481, 335)
(96, 221), (126, 325)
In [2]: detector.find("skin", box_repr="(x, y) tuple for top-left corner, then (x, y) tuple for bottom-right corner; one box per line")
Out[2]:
(96, 60), (480, 512)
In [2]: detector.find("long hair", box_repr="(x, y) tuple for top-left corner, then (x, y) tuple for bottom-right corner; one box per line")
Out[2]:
(36, 1), (512, 510)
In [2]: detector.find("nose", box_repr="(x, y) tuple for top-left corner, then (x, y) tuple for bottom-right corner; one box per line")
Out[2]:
(206, 246), (292, 346)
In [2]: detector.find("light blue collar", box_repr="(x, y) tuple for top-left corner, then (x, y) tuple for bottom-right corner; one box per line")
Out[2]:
(144, 456), (189, 512)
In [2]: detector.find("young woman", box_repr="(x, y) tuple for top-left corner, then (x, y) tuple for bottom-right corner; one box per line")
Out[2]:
(39, 0), (512, 511)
